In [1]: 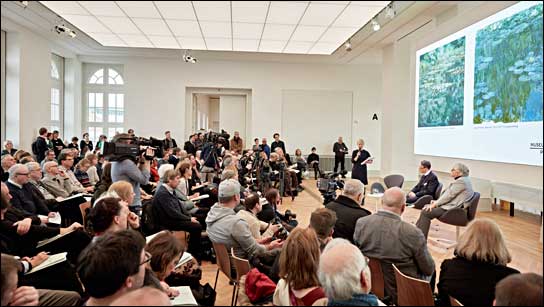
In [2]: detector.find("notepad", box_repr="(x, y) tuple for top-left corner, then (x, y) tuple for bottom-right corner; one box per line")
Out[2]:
(361, 156), (375, 165)
(146, 230), (167, 244)
(38, 213), (61, 225)
(36, 228), (76, 248)
(25, 252), (67, 275)
(60, 193), (85, 202)
(190, 194), (209, 202)
(192, 183), (208, 190)
(174, 252), (194, 270)
(170, 286), (198, 306)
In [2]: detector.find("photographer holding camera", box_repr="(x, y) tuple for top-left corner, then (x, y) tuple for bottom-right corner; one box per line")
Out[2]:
(109, 133), (151, 215)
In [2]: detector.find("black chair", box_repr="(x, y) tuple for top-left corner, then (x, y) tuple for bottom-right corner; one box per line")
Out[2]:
(369, 182), (385, 194)
(384, 174), (404, 188)
(411, 182), (443, 209)
(430, 192), (481, 249)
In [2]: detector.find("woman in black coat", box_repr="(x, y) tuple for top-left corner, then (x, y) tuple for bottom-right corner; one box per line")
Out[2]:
(351, 139), (372, 185)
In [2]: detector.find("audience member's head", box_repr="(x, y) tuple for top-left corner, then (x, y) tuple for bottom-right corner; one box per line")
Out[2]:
(319, 238), (372, 301)
(262, 137), (267, 144)
(43, 161), (59, 176)
(419, 160), (431, 174)
(234, 131), (240, 139)
(71, 136), (79, 144)
(451, 162), (469, 178)
(310, 208), (337, 249)
(254, 138), (259, 145)
(77, 230), (147, 305)
(76, 158), (91, 172)
(338, 136), (343, 143)
(273, 133), (280, 141)
(109, 287), (171, 306)
(165, 131), (171, 139)
(311, 147), (316, 153)
(265, 188), (280, 208)
(3, 140), (14, 151)
(269, 152), (279, 162)
(455, 218), (511, 265)
(1, 155), (15, 171)
(163, 169), (179, 189)
(175, 161), (192, 179)
(381, 187), (406, 216)
(1, 254), (19, 306)
(52, 130), (60, 138)
(18, 156), (34, 165)
(108, 181), (135, 205)
(127, 129), (135, 136)
(172, 147), (182, 157)
(8, 164), (30, 186)
(26, 162), (43, 181)
(45, 149), (56, 161)
(342, 179), (365, 205)
(58, 151), (74, 169)
(494, 273), (543, 306)
(243, 192), (261, 214)
(158, 164), (174, 182)
(220, 169), (238, 181)
(39, 127), (48, 137)
(295, 149), (302, 157)
(218, 179), (241, 207)
(87, 197), (129, 235)
(145, 231), (185, 281)
(14, 150), (31, 163)
(83, 132), (90, 140)
(86, 153), (98, 165)
(279, 227), (320, 291)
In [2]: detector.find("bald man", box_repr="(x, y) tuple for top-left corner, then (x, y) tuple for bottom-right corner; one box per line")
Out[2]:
(318, 238), (378, 306)
(353, 187), (435, 305)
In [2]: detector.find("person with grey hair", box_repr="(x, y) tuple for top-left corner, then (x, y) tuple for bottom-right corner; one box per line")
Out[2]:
(416, 162), (474, 238)
(6, 164), (52, 218)
(26, 162), (62, 211)
(40, 149), (56, 168)
(1, 154), (16, 182)
(220, 169), (238, 181)
(354, 187), (435, 305)
(41, 161), (74, 198)
(2, 140), (17, 156)
(326, 179), (371, 244)
(319, 238), (379, 306)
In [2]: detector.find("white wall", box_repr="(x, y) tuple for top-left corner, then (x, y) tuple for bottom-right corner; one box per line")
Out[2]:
(209, 98), (219, 132)
(219, 95), (246, 142)
(381, 1), (543, 188)
(195, 94), (210, 130)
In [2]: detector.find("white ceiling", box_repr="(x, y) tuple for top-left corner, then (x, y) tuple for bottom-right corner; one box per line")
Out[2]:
(39, 1), (390, 55)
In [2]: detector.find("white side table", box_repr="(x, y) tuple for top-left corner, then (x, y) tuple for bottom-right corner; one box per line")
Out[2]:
(366, 193), (384, 212)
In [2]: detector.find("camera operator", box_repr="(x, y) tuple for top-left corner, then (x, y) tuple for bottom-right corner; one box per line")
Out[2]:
(200, 136), (223, 183)
(109, 133), (151, 215)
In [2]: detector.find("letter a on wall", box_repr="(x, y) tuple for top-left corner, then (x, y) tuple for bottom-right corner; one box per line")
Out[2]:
(372, 113), (378, 120)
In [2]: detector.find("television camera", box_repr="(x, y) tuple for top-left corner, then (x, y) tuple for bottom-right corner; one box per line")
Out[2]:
(317, 171), (346, 205)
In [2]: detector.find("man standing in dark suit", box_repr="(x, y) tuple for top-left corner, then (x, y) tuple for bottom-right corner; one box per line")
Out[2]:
(184, 134), (197, 156)
(333, 136), (348, 177)
(407, 160), (439, 204)
(34, 128), (49, 163)
(271, 133), (286, 154)
(163, 131), (178, 151)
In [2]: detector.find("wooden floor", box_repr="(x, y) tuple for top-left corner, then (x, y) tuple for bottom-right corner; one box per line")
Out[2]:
(200, 179), (543, 306)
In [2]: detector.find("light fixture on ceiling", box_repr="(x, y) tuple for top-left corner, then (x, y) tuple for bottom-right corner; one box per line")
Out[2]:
(344, 40), (352, 52)
(371, 19), (381, 32)
(54, 24), (76, 38)
(183, 50), (197, 64)
(385, 4), (396, 19)
(16, 1), (29, 8)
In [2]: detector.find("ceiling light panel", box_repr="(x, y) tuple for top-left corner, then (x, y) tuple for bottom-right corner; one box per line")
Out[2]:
(233, 39), (259, 52)
(261, 24), (296, 41)
(333, 3), (383, 27)
(177, 36), (207, 50)
(283, 41), (313, 54)
(116, 1), (161, 19)
(319, 26), (359, 44)
(192, 1), (230, 22)
(233, 22), (263, 39)
(118, 34), (153, 47)
(258, 40), (287, 53)
(267, 1), (308, 25)
(299, 3), (347, 26)
(154, 1), (196, 20)
(199, 21), (231, 38)
(291, 25), (327, 42)
(62, 15), (111, 34)
(97, 16), (141, 34)
(41, 1), (88, 15)
(309, 42), (339, 54)
(205, 38), (232, 51)
(148, 35), (180, 49)
(91, 33), (127, 47)
(78, 1), (125, 17)
(166, 20), (202, 37)
(232, 1), (269, 23)
(132, 18), (171, 36)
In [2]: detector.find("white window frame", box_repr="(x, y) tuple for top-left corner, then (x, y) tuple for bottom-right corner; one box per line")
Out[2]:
(83, 64), (125, 142)
(50, 54), (64, 134)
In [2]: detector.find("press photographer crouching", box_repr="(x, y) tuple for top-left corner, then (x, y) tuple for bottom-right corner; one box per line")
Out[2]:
(103, 133), (154, 215)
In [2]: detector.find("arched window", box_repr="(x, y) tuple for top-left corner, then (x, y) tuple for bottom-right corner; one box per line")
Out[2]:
(50, 61), (59, 79)
(84, 65), (125, 141)
(50, 54), (64, 133)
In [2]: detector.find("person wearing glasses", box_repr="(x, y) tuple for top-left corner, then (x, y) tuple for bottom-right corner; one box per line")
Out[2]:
(354, 187), (435, 305)
(416, 163), (474, 239)
(77, 230), (147, 306)
(58, 151), (94, 194)
(5, 164), (52, 218)
(319, 238), (379, 306)
(86, 197), (139, 238)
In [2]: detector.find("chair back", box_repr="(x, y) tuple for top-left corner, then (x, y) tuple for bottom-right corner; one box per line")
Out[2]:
(466, 192), (480, 222)
(434, 182), (443, 200)
(370, 182), (385, 194)
(368, 257), (385, 300)
(212, 242), (233, 281)
(384, 174), (404, 188)
(450, 296), (463, 306)
(392, 264), (434, 306)
(230, 248), (251, 282)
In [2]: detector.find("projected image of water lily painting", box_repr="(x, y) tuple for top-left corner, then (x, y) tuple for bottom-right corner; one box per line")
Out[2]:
(418, 37), (465, 127)
(474, 3), (543, 124)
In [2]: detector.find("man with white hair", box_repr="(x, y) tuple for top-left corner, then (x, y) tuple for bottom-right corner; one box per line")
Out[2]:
(354, 187), (434, 305)
(1, 154), (16, 182)
(326, 179), (371, 243)
(2, 140), (17, 156)
(416, 162), (474, 238)
(41, 161), (73, 198)
(26, 162), (62, 209)
(319, 238), (379, 306)
(6, 164), (52, 217)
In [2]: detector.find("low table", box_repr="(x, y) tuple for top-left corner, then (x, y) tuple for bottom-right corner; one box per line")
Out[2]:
(366, 193), (384, 212)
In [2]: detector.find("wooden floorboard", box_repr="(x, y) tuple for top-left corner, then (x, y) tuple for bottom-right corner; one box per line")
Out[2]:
(200, 179), (543, 306)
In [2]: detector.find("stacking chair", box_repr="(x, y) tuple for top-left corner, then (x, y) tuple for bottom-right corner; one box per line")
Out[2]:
(411, 182), (443, 209)
(231, 248), (251, 306)
(368, 257), (385, 300)
(212, 242), (237, 306)
(393, 264), (434, 306)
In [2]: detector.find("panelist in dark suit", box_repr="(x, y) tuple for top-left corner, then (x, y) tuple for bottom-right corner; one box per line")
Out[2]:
(407, 160), (439, 203)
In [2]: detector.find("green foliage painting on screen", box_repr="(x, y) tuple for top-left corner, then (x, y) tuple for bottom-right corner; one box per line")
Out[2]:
(418, 37), (466, 127)
(474, 4), (543, 124)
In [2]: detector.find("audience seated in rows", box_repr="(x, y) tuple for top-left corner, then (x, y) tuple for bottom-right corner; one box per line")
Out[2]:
(273, 227), (327, 306)
(40, 149), (57, 168)
(416, 162), (474, 238)
(41, 161), (75, 198)
(1, 154), (16, 182)
(438, 218), (520, 306)
(26, 162), (60, 212)
(74, 158), (92, 188)
(326, 179), (370, 244)
(2, 140), (18, 156)
(237, 192), (279, 242)
(354, 187), (435, 305)
(7, 164), (52, 217)
(58, 152), (93, 194)
(309, 208), (337, 251)
(406, 160), (439, 204)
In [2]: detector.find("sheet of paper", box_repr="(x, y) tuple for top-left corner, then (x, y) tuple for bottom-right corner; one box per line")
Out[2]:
(170, 286), (198, 306)
(25, 252), (67, 275)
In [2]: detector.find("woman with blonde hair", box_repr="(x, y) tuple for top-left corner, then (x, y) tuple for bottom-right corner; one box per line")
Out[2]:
(106, 181), (140, 229)
(273, 227), (327, 306)
(437, 218), (519, 306)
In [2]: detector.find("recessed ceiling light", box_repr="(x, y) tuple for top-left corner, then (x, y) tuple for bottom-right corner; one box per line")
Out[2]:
(371, 19), (380, 32)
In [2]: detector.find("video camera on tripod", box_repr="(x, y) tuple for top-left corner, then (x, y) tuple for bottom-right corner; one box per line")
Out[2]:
(100, 135), (164, 162)
(317, 171), (346, 205)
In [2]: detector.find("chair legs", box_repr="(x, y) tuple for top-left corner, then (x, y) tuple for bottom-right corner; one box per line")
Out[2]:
(213, 268), (219, 290)
(432, 226), (460, 250)
(231, 282), (238, 306)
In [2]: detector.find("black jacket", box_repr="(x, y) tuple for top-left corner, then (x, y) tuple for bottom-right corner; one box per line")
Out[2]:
(271, 140), (286, 154)
(51, 139), (65, 156)
(164, 138), (178, 150)
(333, 142), (348, 157)
(411, 171), (439, 198)
(152, 184), (192, 231)
(7, 181), (50, 216)
(36, 137), (49, 163)
(351, 149), (371, 185)
(168, 155), (180, 166)
(184, 141), (196, 156)
(438, 256), (519, 306)
(326, 195), (371, 243)
(79, 140), (93, 153)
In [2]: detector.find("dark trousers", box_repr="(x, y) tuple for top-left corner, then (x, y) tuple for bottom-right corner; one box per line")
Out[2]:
(177, 221), (203, 259)
(334, 156), (345, 173)
(406, 195), (420, 204)
(416, 207), (447, 239)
